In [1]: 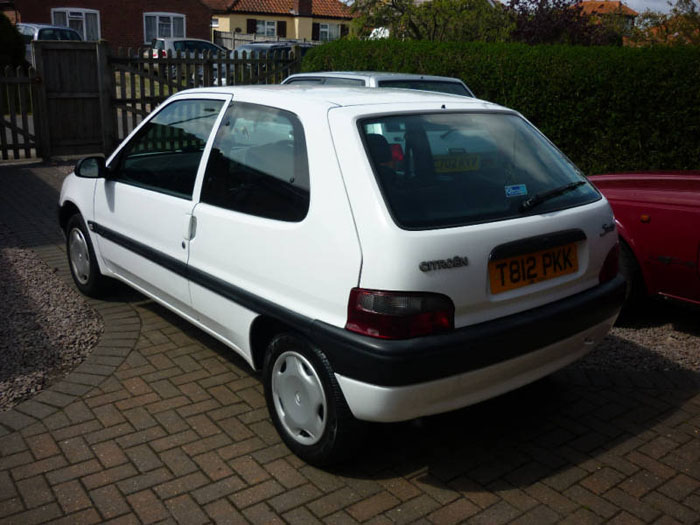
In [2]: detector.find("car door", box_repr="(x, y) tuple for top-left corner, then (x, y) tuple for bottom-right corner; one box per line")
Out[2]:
(93, 95), (229, 316)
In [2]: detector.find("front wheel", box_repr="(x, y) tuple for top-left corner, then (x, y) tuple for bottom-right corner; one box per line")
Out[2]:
(66, 214), (110, 298)
(263, 333), (364, 466)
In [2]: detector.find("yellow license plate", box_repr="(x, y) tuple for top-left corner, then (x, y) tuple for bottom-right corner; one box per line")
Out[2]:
(489, 243), (578, 294)
(433, 154), (480, 173)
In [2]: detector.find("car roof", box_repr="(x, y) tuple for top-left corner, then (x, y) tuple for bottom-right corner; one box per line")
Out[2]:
(155, 37), (220, 44)
(17, 23), (81, 32)
(237, 41), (311, 48)
(174, 85), (500, 112)
(285, 71), (466, 83)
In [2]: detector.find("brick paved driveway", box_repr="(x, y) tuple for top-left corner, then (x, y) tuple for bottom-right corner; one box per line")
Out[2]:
(1, 162), (699, 524)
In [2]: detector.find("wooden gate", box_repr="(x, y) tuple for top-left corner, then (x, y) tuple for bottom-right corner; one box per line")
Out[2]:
(32, 41), (113, 158)
(0, 66), (40, 161)
(110, 47), (303, 142)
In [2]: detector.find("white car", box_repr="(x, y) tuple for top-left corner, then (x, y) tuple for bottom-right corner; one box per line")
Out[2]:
(282, 71), (475, 97)
(59, 86), (624, 465)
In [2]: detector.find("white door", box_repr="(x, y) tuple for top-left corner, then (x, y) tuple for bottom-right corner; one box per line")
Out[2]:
(93, 96), (228, 316)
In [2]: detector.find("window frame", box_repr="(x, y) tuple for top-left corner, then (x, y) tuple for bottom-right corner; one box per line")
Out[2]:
(143, 12), (186, 44)
(51, 7), (100, 40)
(255, 19), (276, 37)
(318, 23), (340, 42)
(107, 95), (230, 201)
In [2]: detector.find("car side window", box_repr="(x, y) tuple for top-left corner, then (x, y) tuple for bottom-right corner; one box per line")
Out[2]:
(201, 102), (310, 222)
(322, 78), (365, 87)
(113, 99), (224, 199)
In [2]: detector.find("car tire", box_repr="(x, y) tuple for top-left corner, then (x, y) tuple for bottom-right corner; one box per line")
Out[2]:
(66, 214), (110, 298)
(619, 241), (645, 308)
(263, 332), (364, 466)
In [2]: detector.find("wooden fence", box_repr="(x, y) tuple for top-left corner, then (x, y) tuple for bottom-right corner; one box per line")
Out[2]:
(0, 42), (303, 160)
(109, 47), (303, 142)
(0, 66), (40, 161)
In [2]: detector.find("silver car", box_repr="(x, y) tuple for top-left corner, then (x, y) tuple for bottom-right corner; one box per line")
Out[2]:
(16, 23), (82, 64)
(282, 71), (475, 97)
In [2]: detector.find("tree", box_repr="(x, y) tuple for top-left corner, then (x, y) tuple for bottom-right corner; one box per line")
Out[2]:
(631, 0), (700, 45)
(352, 0), (514, 42)
(507, 0), (622, 45)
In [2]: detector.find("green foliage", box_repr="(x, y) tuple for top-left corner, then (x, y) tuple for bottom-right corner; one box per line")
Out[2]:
(631, 0), (700, 46)
(0, 13), (25, 67)
(352, 0), (513, 42)
(302, 40), (700, 173)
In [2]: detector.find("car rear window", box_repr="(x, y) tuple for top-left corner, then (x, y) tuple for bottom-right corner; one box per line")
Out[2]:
(38, 28), (82, 41)
(360, 112), (600, 229)
(377, 80), (472, 97)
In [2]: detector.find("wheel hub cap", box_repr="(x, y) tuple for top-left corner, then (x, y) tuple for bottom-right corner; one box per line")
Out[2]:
(68, 227), (90, 285)
(271, 351), (327, 446)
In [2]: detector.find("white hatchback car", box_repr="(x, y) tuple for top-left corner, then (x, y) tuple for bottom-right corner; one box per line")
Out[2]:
(60, 86), (625, 465)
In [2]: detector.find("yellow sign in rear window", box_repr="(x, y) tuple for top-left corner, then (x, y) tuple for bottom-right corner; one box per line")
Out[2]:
(433, 154), (480, 173)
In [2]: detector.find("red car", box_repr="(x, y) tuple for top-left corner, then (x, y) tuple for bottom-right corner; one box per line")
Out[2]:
(589, 172), (700, 306)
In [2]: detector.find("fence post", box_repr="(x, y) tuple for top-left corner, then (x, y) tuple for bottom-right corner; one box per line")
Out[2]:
(31, 41), (51, 161)
(96, 41), (116, 156)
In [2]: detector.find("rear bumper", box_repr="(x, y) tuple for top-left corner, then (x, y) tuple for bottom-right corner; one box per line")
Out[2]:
(335, 313), (615, 422)
(310, 275), (625, 387)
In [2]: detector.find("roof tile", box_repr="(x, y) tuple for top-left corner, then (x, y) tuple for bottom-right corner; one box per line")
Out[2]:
(203, 0), (354, 18)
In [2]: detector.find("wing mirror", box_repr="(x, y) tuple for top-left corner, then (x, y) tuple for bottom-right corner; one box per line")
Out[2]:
(74, 156), (106, 179)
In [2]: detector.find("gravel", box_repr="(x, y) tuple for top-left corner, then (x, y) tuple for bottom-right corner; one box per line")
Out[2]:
(0, 223), (103, 411)
(574, 301), (699, 372)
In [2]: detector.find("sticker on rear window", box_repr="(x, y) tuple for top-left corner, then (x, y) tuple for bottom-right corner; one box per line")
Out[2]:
(505, 184), (527, 197)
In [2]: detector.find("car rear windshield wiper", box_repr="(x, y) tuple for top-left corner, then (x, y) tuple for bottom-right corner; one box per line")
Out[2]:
(519, 181), (586, 212)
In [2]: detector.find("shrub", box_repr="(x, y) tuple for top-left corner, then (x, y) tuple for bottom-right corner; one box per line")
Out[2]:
(302, 40), (700, 173)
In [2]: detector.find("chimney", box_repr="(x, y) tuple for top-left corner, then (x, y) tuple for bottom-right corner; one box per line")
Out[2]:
(294, 0), (312, 16)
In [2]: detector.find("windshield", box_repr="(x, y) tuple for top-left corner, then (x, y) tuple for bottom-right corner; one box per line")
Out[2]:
(378, 80), (473, 97)
(360, 112), (599, 229)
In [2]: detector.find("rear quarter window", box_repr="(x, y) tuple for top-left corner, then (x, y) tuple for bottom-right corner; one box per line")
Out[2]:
(201, 102), (310, 222)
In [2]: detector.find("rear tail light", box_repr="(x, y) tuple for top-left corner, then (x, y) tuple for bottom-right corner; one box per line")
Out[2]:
(599, 243), (619, 283)
(346, 288), (454, 339)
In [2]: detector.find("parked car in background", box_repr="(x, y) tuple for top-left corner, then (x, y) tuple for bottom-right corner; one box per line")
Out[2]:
(60, 86), (624, 464)
(282, 71), (475, 97)
(149, 37), (228, 59)
(16, 23), (82, 64)
(589, 171), (700, 306)
(234, 41), (314, 58)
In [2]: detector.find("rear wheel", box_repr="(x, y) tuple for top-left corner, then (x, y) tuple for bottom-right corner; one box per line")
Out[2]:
(619, 241), (645, 310)
(263, 333), (364, 466)
(66, 214), (110, 298)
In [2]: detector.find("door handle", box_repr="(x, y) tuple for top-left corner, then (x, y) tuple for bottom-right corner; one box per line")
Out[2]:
(183, 214), (197, 241)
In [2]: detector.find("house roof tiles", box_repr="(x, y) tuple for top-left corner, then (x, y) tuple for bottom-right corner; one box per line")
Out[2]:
(579, 1), (638, 17)
(204, 0), (353, 18)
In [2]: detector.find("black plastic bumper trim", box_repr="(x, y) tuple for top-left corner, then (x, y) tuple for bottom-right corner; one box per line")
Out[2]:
(310, 276), (625, 386)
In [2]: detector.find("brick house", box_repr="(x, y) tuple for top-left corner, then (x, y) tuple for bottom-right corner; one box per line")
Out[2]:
(204, 0), (354, 42)
(579, 0), (638, 30)
(13, 0), (212, 50)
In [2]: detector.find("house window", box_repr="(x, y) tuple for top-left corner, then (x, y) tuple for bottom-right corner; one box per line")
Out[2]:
(144, 12), (186, 44)
(51, 8), (100, 40)
(319, 23), (341, 41)
(256, 20), (276, 37)
(211, 18), (219, 28)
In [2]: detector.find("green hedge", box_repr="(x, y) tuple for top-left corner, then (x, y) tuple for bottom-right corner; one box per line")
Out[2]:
(302, 40), (700, 174)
